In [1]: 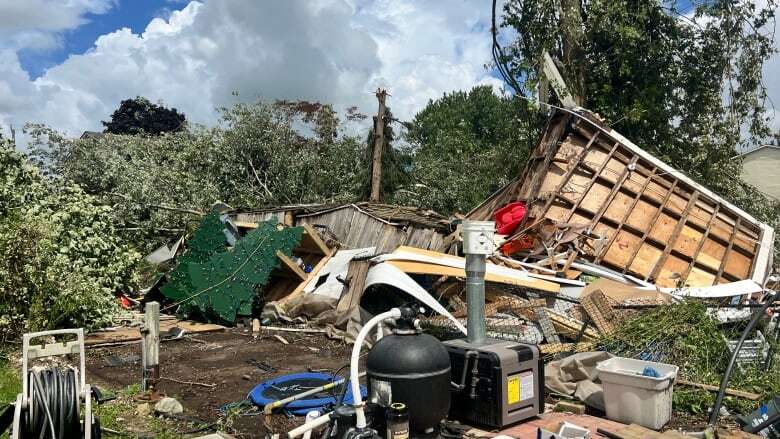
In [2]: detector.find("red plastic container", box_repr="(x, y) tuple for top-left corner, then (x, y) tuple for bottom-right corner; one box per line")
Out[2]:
(494, 201), (527, 235)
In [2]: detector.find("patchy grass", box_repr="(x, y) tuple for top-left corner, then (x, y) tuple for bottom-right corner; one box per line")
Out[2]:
(0, 357), (20, 439)
(0, 361), (20, 405)
(94, 384), (187, 438)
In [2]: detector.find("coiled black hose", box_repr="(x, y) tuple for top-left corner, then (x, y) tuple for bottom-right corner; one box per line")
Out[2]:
(24, 368), (81, 439)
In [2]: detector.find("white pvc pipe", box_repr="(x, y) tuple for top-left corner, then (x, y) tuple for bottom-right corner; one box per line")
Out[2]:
(351, 308), (401, 429)
(287, 411), (333, 439)
(302, 410), (320, 439)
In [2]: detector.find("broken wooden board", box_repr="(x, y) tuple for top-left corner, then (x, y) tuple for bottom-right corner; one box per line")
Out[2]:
(379, 246), (560, 293)
(266, 224), (336, 303)
(85, 319), (225, 346)
(468, 109), (775, 288)
(605, 424), (688, 438)
(545, 308), (599, 341)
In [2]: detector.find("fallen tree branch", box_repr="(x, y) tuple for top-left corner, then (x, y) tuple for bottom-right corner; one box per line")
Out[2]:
(159, 376), (217, 388)
(261, 326), (327, 334)
(105, 192), (204, 216)
(676, 379), (761, 400)
(247, 157), (274, 198)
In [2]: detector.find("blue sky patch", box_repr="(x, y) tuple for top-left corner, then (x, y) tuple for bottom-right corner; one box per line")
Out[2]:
(17, 0), (177, 79)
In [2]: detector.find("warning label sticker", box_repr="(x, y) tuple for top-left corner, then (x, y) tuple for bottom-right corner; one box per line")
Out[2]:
(507, 372), (535, 405)
(507, 376), (520, 404)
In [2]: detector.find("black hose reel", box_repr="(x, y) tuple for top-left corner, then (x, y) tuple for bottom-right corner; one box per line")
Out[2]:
(11, 329), (101, 439)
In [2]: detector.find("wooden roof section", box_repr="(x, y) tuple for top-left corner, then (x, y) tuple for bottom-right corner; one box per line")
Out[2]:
(469, 109), (775, 287)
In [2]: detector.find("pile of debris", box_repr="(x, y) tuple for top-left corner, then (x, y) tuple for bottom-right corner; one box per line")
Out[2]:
(130, 107), (779, 438)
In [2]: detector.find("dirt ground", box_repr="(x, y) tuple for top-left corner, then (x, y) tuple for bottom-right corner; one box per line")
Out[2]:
(86, 328), (353, 438)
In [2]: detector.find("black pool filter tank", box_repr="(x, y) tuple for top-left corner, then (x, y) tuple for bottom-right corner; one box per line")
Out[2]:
(366, 323), (451, 434)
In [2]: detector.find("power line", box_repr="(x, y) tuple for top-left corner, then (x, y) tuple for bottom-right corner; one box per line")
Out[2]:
(492, 0), (525, 98)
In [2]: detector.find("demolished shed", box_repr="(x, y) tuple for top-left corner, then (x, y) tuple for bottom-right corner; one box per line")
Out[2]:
(469, 109), (775, 288)
(231, 202), (451, 253)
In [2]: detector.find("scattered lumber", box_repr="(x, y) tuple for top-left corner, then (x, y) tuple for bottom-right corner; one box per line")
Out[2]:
(86, 318), (224, 346)
(676, 379), (761, 401)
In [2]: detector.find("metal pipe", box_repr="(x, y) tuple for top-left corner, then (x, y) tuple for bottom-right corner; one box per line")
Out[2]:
(466, 254), (487, 344)
(708, 287), (778, 427)
(287, 411), (334, 439)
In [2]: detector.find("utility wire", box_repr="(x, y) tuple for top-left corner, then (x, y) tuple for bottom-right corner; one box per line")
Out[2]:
(492, 0), (526, 98)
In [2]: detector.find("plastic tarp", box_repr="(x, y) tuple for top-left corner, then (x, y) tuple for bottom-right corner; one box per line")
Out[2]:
(364, 262), (467, 335)
(303, 247), (376, 299)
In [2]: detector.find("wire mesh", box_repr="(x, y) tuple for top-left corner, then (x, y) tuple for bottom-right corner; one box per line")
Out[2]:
(421, 279), (780, 415)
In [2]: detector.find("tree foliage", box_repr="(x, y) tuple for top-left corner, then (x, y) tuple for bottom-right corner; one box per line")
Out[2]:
(30, 100), (368, 251)
(501, 0), (780, 227)
(395, 85), (537, 214)
(102, 96), (186, 135)
(0, 140), (139, 339)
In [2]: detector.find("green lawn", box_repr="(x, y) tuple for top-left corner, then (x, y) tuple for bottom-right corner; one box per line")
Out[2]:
(0, 360), (20, 439)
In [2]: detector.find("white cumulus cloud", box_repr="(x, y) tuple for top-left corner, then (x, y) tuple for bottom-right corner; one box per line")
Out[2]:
(0, 0), (503, 145)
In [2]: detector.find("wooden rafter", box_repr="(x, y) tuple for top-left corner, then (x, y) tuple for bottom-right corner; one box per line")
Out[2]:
(564, 142), (621, 222)
(595, 166), (657, 264)
(526, 120), (572, 203)
(539, 130), (601, 216)
(623, 180), (679, 273)
(589, 156), (640, 232)
(715, 217), (741, 284)
(680, 203), (720, 284)
(647, 191), (700, 281)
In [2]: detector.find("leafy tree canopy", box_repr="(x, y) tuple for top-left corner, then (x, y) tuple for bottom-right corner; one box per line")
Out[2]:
(30, 100), (368, 251)
(501, 0), (777, 212)
(0, 140), (139, 339)
(102, 96), (186, 135)
(395, 85), (537, 214)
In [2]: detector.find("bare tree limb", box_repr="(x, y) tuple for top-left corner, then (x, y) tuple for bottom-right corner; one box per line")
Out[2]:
(105, 192), (204, 216)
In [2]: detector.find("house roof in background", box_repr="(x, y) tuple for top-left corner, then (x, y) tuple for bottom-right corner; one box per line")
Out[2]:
(732, 144), (780, 159)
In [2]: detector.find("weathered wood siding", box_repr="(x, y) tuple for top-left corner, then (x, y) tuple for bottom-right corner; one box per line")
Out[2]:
(296, 206), (446, 253)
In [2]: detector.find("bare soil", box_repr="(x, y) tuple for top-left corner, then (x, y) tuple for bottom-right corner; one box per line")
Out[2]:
(86, 328), (352, 438)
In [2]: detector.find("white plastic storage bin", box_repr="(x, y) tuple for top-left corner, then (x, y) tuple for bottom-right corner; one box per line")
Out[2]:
(596, 357), (679, 430)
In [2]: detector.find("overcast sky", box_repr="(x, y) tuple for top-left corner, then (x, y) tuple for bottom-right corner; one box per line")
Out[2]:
(0, 0), (505, 143)
(0, 0), (778, 147)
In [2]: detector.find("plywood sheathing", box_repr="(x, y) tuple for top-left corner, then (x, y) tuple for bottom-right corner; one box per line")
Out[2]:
(468, 110), (775, 287)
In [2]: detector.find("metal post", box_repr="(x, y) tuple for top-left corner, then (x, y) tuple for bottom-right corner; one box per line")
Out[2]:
(462, 220), (495, 345)
(141, 301), (160, 391)
(465, 254), (487, 344)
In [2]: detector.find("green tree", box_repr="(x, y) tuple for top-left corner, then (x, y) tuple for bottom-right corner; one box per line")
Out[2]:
(30, 99), (367, 251)
(500, 0), (779, 225)
(0, 141), (139, 339)
(103, 96), (186, 135)
(396, 85), (536, 214)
